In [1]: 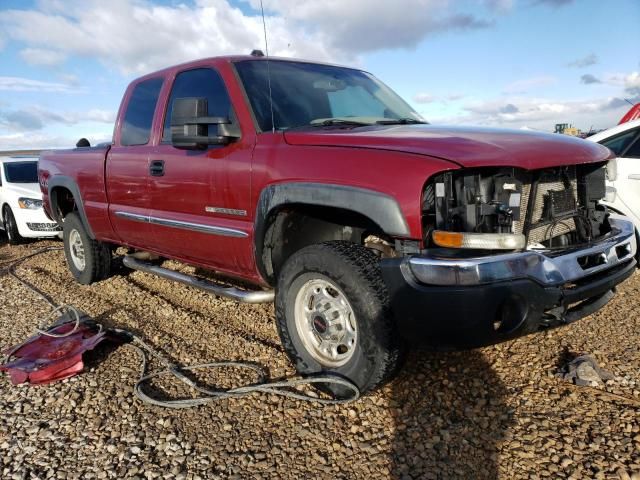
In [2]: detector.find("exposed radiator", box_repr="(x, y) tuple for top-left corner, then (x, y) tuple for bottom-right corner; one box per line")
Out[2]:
(513, 168), (579, 246)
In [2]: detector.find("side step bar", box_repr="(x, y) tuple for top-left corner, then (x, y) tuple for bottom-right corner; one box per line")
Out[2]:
(122, 256), (275, 304)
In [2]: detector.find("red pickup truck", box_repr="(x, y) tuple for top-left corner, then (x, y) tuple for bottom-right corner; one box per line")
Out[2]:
(39, 54), (637, 397)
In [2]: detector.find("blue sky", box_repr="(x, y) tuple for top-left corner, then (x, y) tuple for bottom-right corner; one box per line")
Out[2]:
(0, 0), (638, 150)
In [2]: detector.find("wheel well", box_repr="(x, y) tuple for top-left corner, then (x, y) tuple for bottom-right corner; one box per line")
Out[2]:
(259, 204), (391, 285)
(50, 186), (77, 221)
(1, 203), (9, 222)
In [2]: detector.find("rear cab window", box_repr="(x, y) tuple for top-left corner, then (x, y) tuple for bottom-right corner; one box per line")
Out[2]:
(120, 77), (164, 146)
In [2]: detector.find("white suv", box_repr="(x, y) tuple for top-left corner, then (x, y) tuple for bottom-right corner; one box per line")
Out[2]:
(588, 119), (640, 229)
(0, 156), (62, 244)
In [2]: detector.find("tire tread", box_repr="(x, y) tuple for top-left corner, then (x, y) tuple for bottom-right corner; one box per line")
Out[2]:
(63, 212), (111, 284)
(276, 241), (404, 395)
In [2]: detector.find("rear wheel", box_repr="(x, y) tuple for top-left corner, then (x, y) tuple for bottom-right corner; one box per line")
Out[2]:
(3, 206), (24, 245)
(63, 212), (111, 284)
(276, 241), (404, 398)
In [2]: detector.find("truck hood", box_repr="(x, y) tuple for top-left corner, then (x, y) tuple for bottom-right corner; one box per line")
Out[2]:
(283, 125), (613, 170)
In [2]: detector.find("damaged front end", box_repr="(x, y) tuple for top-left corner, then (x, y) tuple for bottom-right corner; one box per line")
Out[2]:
(380, 162), (637, 348)
(422, 163), (611, 251)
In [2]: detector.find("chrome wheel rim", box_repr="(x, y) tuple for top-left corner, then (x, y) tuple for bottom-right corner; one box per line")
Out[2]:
(69, 229), (86, 271)
(294, 277), (357, 367)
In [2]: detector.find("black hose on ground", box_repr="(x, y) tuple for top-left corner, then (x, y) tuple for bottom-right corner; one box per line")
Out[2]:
(1, 246), (360, 406)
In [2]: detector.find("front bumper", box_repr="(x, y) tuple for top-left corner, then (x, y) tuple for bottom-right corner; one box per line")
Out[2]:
(15, 207), (62, 238)
(381, 216), (637, 348)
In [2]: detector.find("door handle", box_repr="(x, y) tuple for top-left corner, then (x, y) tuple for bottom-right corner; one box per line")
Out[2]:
(627, 174), (640, 180)
(150, 160), (165, 176)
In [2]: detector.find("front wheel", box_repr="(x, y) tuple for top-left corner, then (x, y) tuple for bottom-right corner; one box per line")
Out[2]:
(3, 206), (24, 245)
(275, 241), (404, 397)
(63, 212), (112, 284)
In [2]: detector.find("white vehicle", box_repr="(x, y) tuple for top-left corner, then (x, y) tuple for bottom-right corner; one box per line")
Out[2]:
(588, 119), (640, 229)
(0, 156), (62, 244)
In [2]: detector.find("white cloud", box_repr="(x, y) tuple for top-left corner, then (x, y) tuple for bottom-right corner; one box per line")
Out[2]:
(0, 131), (112, 151)
(0, 76), (79, 93)
(503, 76), (556, 94)
(248, 0), (492, 55)
(413, 92), (435, 104)
(624, 72), (640, 95)
(20, 48), (67, 67)
(567, 53), (598, 68)
(533, 0), (574, 6)
(57, 74), (80, 86)
(600, 71), (640, 95)
(1, 0), (493, 76)
(0, 106), (116, 132)
(484, 0), (514, 12)
(444, 94), (638, 131)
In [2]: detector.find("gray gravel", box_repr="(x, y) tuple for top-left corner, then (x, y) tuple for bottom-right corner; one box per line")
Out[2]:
(1, 239), (639, 479)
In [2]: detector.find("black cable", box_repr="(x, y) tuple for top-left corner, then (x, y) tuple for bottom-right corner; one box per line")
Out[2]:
(1, 246), (360, 406)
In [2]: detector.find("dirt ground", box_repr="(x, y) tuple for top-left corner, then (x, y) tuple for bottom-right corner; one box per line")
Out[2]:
(1, 239), (639, 480)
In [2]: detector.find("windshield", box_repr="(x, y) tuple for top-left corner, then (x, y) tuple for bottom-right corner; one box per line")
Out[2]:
(235, 60), (425, 131)
(3, 161), (38, 183)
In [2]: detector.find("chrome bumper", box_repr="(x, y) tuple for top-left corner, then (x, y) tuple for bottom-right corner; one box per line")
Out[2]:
(408, 216), (637, 287)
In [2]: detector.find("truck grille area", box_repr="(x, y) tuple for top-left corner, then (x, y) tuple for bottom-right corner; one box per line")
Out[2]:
(27, 222), (62, 232)
(426, 162), (610, 249)
(513, 168), (580, 246)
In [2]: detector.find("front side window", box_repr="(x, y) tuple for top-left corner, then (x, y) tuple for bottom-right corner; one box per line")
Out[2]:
(162, 68), (233, 141)
(601, 129), (640, 156)
(120, 77), (164, 146)
(3, 161), (38, 183)
(234, 60), (424, 131)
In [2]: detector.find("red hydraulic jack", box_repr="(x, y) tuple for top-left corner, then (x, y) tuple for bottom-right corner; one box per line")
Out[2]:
(0, 307), (113, 385)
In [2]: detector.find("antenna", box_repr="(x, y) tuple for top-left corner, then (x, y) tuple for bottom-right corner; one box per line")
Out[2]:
(624, 98), (635, 106)
(259, 0), (276, 133)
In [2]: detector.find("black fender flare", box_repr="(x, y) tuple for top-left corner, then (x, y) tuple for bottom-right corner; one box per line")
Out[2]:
(254, 182), (410, 280)
(47, 176), (95, 239)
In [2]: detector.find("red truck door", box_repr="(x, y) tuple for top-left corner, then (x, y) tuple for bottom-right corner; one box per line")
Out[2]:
(144, 67), (254, 275)
(107, 77), (164, 246)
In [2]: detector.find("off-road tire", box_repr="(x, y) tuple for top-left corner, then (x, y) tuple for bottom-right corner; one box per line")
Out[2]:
(63, 212), (111, 284)
(276, 241), (405, 398)
(3, 206), (24, 245)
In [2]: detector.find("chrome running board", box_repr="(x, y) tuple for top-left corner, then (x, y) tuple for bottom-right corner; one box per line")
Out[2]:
(122, 256), (274, 304)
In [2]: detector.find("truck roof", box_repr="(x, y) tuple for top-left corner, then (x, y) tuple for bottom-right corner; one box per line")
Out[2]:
(132, 55), (357, 83)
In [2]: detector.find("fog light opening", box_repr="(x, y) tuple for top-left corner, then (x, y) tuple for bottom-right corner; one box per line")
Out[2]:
(494, 296), (529, 334)
(616, 243), (631, 260)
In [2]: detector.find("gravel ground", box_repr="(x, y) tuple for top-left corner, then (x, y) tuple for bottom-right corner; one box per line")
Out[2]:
(1, 239), (639, 480)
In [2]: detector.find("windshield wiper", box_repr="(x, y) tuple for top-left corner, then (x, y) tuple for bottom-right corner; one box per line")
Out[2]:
(285, 119), (372, 131)
(375, 118), (428, 125)
(314, 119), (372, 127)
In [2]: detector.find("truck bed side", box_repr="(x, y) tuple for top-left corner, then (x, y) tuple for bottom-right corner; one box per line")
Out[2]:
(39, 145), (116, 241)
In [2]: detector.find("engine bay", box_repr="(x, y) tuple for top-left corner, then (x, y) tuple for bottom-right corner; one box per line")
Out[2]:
(423, 163), (611, 250)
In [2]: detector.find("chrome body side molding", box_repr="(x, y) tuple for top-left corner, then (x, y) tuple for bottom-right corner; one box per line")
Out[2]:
(115, 211), (248, 238)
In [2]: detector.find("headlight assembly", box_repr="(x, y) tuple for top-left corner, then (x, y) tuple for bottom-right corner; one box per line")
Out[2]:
(432, 230), (526, 250)
(18, 197), (43, 210)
